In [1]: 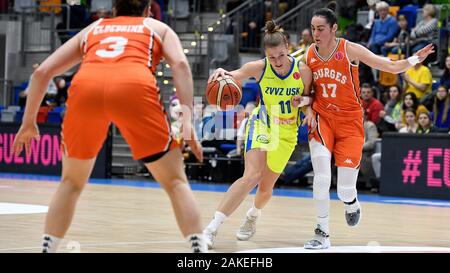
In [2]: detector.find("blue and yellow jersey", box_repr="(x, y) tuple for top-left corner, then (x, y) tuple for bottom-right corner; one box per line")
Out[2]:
(256, 55), (305, 129)
(244, 56), (305, 172)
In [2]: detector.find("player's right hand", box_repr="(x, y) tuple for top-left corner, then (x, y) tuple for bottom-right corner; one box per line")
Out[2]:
(208, 68), (232, 83)
(13, 123), (40, 156)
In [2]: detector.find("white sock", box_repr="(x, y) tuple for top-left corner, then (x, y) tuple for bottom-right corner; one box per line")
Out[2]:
(246, 203), (261, 218)
(317, 214), (330, 234)
(205, 211), (227, 233)
(42, 234), (62, 253)
(315, 196), (330, 234)
(186, 233), (208, 253)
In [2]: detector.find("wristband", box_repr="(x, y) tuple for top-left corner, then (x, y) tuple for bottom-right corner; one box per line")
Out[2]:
(407, 56), (420, 66)
(298, 96), (312, 107)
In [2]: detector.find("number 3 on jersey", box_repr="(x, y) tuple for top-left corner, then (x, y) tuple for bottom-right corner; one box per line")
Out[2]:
(96, 36), (128, 58)
(320, 83), (337, 98)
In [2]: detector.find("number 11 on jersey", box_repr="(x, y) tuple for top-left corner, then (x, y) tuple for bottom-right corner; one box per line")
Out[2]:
(279, 100), (292, 114)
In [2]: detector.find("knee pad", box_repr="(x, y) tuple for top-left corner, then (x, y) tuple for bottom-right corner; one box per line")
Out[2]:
(337, 167), (358, 202)
(337, 185), (357, 203)
(313, 173), (331, 200)
(309, 139), (331, 159)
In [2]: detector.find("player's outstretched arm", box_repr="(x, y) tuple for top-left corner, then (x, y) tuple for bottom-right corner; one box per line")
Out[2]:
(292, 62), (313, 107)
(13, 21), (99, 156)
(162, 26), (203, 162)
(208, 60), (265, 86)
(20, 22), (97, 127)
(162, 26), (194, 112)
(348, 42), (434, 74)
(297, 62), (316, 132)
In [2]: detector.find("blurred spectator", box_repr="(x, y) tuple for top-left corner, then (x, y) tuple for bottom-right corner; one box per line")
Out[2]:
(297, 28), (312, 55)
(90, 0), (112, 14)
(398, 92), (428, 130)
(169, 0), (189, 19)
(39, 0), (62, 14)
(382, 14), (409, 56)
(278, 0), (289, 16)
(370, 151), (381, 191)
(150, 0), (162, 21)
(285, 33), (298, 54)
(440, 55), (450, 88)
(243, 20), (260, 49)
(169, 95), (183, 144)
(361, 83), (384, 124)
(264, 0), (272, 21)
(402, 59), (432, 99)
(432, 85), (450, 131)
(240, 80), (260, 107)
(360, 113), (379, 181)
(14, 0), (36, 13)
(389, 0), (417, 9)
(417, 112), (443, 134)
(359, 62), (375, 86)
(193, 99), (205, 141)
(364, 0), (380, 30)
(409, 4), (438, 54)
(377, 84), (402, 134)
(278, 154), (312, 186)
(0, 0), (8, 13)
(19, 63), (58, 107)
(202, 105), (219, 141)
(87, 8), (110, 24)
(368, 1), (398, 55)
(399, 108), (418, 133)
(342, 23), (367, 43)
(57, 1), (89, 44)
(0, 0), (7, 13)
(225, 0), (243, 34)
(55, 77), (68, 106)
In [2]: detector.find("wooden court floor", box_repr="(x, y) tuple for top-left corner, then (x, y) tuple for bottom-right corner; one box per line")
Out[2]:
(1, 178), (450, 253)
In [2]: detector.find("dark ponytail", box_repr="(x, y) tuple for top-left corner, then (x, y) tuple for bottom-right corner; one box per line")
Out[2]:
(312, 1), (338, 27)
(114, 0), (150, 16)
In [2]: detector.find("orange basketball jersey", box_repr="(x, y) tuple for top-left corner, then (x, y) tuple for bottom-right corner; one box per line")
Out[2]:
(305, 38), (363, 120)
(82, 16), (163, 73)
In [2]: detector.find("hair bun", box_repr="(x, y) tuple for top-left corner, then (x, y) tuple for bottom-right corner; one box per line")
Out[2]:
(327, 1), (337, 12)
(265, 20), (281, 34)
(266, 20), (277, 33)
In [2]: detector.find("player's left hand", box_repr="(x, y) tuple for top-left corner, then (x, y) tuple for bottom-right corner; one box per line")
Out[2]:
(302, 106), (317, 133)
(414, 44), (434, 63)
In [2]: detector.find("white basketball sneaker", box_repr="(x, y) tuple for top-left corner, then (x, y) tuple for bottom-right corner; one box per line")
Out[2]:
(304, 226), (331, 249)
(203, 228), (217, 249)
(187, 234), (208, 253)
(345, 199), (361, 227)
(236, 215), (258, 241)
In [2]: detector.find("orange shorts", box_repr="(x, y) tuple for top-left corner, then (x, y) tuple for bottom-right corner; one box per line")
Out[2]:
(309, 113), (364, 168)
(61, 63), (177, 160)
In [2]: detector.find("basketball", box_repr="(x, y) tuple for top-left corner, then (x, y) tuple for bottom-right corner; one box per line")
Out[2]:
(205, 76), (242, 110)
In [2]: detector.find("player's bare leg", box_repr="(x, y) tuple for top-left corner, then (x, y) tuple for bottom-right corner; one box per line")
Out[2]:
(43, 155), (96, 252)
(145, 147), (207, 252)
